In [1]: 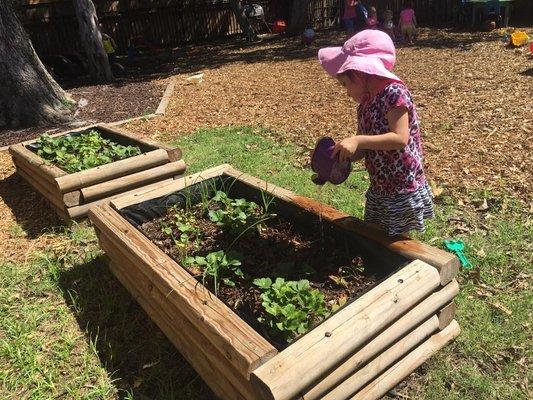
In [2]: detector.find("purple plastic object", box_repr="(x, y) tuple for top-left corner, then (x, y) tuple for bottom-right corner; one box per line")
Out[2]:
(310, 137), (351, 185)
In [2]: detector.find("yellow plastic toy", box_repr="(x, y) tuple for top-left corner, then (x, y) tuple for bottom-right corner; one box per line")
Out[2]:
(511, 31), (530, 47)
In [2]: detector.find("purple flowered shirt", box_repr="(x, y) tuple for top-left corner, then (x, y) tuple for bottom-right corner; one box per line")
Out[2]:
(357, 83), (426, 196)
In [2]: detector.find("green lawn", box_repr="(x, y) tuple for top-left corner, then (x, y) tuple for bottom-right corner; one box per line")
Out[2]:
(1, 126), (531, 399)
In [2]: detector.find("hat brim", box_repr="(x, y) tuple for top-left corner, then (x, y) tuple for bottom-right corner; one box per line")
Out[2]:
(318, 47), (402, 82)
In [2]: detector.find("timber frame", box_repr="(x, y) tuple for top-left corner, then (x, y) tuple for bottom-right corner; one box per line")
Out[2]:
(89, 164), (460, 400)
(8, 124), (186, 221)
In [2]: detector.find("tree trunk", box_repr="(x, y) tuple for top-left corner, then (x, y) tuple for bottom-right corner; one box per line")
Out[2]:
(229, 0), (257, 42)
(289, 0), (310, 35)
(0, 1), (73, 129)
(73, 0), (113, 83)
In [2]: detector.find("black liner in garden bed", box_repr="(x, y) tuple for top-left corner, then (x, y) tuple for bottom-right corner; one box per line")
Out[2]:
(121, 176), (409, 349)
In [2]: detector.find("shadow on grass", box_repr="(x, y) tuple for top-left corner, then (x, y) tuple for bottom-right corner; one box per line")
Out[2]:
(0, 172), (65, 239)
(58, 255), (214, 400)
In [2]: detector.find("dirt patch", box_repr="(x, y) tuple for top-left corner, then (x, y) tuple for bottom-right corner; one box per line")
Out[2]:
(124, 28), (533, 203)
(138, 197), (377, 349)
(0, 77), (167, 148)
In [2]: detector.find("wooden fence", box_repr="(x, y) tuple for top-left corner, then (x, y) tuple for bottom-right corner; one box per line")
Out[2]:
(19, 0), (529, 57)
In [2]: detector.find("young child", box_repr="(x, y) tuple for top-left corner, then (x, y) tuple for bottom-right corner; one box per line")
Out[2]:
(317, 30), (434, 236)
(366, 6), (378, 29)
(99, 24), (117, 64)
(343, 0), (357, 38)
(382, 9), (395, 39)
(398, 1), (417, 44)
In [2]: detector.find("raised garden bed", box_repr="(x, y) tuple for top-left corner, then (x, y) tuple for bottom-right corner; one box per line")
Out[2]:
(89, 164), (461, 400)
(8, 124), (186, 221)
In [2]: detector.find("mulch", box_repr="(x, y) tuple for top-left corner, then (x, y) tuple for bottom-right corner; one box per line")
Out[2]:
(123, 28), (533, 204)
(0, 74), (167, 148)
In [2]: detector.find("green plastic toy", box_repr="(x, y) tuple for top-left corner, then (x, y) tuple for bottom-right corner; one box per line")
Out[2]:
(444, 239), (473, 270)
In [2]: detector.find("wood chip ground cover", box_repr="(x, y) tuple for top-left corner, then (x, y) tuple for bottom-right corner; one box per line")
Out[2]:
(125, 28), (533, 203)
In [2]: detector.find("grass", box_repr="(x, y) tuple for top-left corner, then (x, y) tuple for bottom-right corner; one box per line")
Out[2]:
(0, 126), (531, 399)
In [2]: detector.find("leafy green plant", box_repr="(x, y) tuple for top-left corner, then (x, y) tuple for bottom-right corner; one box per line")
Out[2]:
(208, 191), (276, 241)
(253, 277), (328, 341)
(185, 250), (243, 296)
(161, 208), (202, 256)
(208, 191), (258, 230)
(34, 130), (141, 173)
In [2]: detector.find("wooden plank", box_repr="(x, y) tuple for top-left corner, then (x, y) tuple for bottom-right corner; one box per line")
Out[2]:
(9, 143), (66, 180)
(88, 203), (277, 378)
(322, 316), (440, 400)
(106, 257), (244, 400)
(80, 160), (186, 203)
(14, 160), (65, 211)
(438, 302), (457, 330)
(302, 280), (459, 400)
(155, 78), (176, 115)
(223, 166), (459, 285)
(15, 163), (69, 220)
(66, 177), (176, 219)
(251, 260), (442, 400)
(99, 124), (182, 161)
(101, 236), (257, 400)
(350, 320), (461, 400)
(55, 148), (170, 193)
(63, 190), (81, 207)
(110, 164), (230, 210)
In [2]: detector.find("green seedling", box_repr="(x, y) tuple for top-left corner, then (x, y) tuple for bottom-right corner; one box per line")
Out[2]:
(185, 250), (243, 296)
(253, 277), (328, 341)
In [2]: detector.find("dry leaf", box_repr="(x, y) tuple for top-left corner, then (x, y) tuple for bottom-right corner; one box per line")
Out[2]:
(489, 301), (513, 316)
(476, 198), (489, 212)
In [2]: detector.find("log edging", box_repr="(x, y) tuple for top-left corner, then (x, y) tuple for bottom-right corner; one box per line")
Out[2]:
(90, 165), (461, 400)
(8, 124), (185, 221)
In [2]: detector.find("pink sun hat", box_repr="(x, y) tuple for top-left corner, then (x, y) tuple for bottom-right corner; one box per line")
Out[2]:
(318, 30), (402, 82)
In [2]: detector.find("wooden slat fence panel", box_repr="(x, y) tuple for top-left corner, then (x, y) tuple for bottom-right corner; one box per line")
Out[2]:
(18, 0), (527, 57)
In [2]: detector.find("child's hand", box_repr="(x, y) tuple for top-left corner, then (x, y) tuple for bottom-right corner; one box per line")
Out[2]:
(332, 136), (359, 163)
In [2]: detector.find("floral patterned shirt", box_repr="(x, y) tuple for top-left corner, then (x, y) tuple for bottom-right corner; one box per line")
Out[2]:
(357, 83), (426, 196)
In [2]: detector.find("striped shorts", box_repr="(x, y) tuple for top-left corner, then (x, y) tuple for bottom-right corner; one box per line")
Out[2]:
(364, 182), (435, 236)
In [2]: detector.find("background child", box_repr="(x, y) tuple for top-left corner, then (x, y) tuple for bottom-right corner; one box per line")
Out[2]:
(366, 6), (378, 29)
(382, 9), (395, 39)
(317, 30), (434, 236)
(398, 1), (417, 44)
(343, 0), (357, 38)
(353, 0), (369, 33)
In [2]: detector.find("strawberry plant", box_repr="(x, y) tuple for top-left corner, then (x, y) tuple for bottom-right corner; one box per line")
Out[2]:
(208, 191), (275, 237)
(208, 191), (258, 230)
(253, 277), (328, 341)
(185, 250), (243, 296)
(161, 207), (202, 250)
(34, 130), (141, 173)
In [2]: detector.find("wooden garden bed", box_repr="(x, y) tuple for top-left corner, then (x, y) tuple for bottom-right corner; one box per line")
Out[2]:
(89, 164), (461, 400)
(8, 124), (186, 221)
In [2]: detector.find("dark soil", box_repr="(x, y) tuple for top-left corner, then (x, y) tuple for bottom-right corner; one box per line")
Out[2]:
(139, 200), (378, 349)
(0, 70), (166, 148)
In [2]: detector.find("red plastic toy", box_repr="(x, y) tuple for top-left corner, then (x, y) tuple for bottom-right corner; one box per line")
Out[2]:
(272, 20), (287, 34)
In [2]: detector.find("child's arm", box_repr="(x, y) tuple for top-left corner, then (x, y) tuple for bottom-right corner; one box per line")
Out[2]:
(413, 14), (417, 27)
(332, 107), (409, 163)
